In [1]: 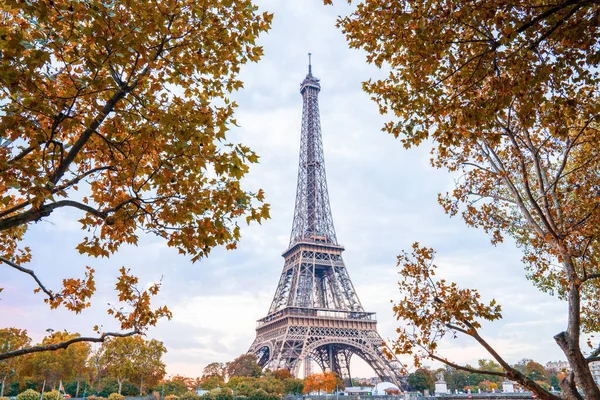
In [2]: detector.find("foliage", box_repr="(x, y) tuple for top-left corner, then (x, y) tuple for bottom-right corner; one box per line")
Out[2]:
(214, 388), (233, 400)
(16, 389), (40, 400)
(100, 336), (165, 395)
(332, 0), (600, 399)
(87, 396), (106, 400)
(0, 0), (272, 359)
(407, 368), (435, 392)
(19, 332), (91, 391)
(130, 339), (166, 395)
(202, 363), (226, 381)
(226, 355), (262, 379)
(107, 393), (125, 400)
(271, 369), (291, 380)
(199, 376), (223, 391)
(281, 378), (303, 395)
(477, 380), (498, 392)
(0, 328), (30, 396)
(302, 372), (338, 394)
(226, 374), (296, 397)
(521, 360), (548, 382)
(42, 390), (64, 400)
(159, 376), (191, 396)
(165, 396), (179, 400)
(247, 389), (269, 400)
(93, 378), (137, 397)
(180, 391), (200, 400)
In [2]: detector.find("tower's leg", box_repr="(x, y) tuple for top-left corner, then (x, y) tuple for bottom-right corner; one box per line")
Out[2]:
(304, 356), (313, 377)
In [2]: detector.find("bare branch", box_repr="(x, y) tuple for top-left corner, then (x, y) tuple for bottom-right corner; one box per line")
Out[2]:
(0, 257), (57, 301)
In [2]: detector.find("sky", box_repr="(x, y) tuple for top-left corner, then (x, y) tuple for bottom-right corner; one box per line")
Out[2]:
(0, 0), (570, 379)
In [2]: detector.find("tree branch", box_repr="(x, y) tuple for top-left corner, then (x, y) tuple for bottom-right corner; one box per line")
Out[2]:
(0, 330), (140, 361)
(0, 256), (57, 301)
(429, 354), (506, 377)
(0, 200), (107, 232)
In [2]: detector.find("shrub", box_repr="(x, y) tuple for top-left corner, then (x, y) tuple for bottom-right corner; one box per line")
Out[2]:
(180, 392), (199, 400)
(214, 388), (233, 400)
(165, 396), (179, 400)
(108, 394), (125, 400)
(17, 389), (41, 400)
(248, 390), (268, 400)
(87, 396), (106, 400)
(42, 390), (64, 400)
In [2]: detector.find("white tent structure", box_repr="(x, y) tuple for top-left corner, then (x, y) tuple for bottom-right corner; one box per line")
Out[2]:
(372, 382), (400, 395)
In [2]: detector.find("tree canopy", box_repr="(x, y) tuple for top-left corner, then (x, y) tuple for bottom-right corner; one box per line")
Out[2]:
(302, 372), (338, 395)
(329, 1), (600, 399)
(100, 336), (165, 395)
(0, 0), (272, 359)
(226, 354), (262, 379)
(0, 328), (30, 396)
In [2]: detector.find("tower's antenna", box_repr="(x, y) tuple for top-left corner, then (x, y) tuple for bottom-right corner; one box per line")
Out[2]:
(308, 52), (312, 75)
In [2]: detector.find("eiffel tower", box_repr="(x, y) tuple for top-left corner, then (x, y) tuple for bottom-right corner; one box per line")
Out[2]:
(248, 57), (404, 386)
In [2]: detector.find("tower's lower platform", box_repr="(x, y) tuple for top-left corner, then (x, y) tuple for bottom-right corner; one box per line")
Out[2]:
(248, 308), (404, 387)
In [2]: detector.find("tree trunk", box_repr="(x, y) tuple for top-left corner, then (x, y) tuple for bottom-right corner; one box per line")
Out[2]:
(139, 378), (143, 396)
(118, 379), (123, 395)
(1, 375), (6, 397)
(555, 257), (600, 400)
(76, 380), (80, 398)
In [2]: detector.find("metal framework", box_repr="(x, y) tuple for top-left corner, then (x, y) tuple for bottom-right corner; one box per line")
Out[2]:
(248, 59), (404, 387)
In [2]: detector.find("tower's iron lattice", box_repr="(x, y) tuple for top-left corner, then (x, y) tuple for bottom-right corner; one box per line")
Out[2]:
(248, 59), (404, 387)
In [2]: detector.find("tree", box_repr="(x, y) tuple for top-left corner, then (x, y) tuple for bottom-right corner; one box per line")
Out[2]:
(200, 362), (226, 389)
(331, 1), (600, 399)
(130, 339), (166, 395)
(407, 368), (434, 393)
(524, 361), (548, 383)
(100, 336), (166, 395)
(159, 375), (190, 396)
(443, 366), (467, 392)
(302, 372), (338, 395)
(0, 328), (30, 396)
(100, 337), (135, 394)
(203, 363), (226, 381)
(20, 331), (90, 391)
(226, 354), (262, 378)
(478, 380), (498, 392)
(199, 376), (223, 391)
(66, 336), (91, 398)
(0, 0), (272, 360)
(282, 377), (304, 395)
(271, 369), (291, 380)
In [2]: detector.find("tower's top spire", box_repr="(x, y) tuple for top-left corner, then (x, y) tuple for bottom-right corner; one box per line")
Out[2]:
(289, 59), (337, 247)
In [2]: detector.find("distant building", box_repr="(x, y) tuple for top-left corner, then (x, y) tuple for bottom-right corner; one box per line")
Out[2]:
(354, 377), (379, 386)
(591, 362), (600, 386)
(546, 361), (571, 373)
(344, 386), (373, 395)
